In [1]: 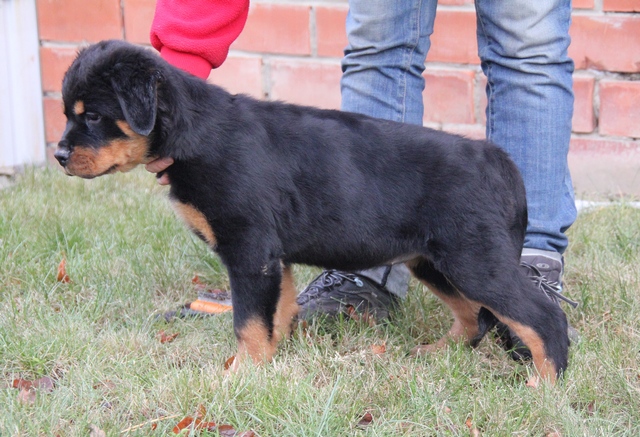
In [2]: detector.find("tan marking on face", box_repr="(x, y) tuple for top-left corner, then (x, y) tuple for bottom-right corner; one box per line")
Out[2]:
(234, 318), (276, 369)
(171, 201), (216, 247)
(64, 121), (151, 178)
(272, 264), (299, 343)
(115, 120), (137, 137)
(495, 316), (556, 383)
(74, 101), (84, 115)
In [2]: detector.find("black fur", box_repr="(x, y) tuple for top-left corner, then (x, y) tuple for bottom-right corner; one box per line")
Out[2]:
(57, 40), (569, 379)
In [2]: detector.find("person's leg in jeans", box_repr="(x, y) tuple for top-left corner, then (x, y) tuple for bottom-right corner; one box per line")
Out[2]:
(297, 0), (437, 319)
(476, 0), (576, 255)
(475, 0), (578, 356)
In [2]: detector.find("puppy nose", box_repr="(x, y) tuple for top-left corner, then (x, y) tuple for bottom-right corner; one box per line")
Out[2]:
(54, 148), (70, 166)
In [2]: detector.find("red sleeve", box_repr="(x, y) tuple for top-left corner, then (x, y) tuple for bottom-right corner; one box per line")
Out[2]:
(150, 0), (250, 79)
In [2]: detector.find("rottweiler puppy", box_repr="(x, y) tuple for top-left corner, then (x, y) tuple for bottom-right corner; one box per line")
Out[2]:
(55, 40), (569, 381)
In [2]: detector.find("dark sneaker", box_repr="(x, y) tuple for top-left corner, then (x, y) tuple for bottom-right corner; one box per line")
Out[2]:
(496, 252), (579, 362)
(297, 270), (398, 321)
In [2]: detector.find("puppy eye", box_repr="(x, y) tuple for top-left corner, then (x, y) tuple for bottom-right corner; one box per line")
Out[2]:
(85, 112), (102, 123)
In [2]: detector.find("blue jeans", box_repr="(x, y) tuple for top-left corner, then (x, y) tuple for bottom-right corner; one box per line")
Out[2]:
(343, 0), (577, 297)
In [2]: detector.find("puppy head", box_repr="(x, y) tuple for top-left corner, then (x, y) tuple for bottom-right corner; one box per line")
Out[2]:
(55, 40), (161, 178)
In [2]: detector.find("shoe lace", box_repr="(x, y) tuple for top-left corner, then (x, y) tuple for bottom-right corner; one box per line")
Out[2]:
(301, 270), (364, 300)
(520, 261), (578, 309)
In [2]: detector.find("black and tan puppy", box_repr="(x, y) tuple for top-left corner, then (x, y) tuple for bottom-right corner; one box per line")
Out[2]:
(55, 40), (569, 381)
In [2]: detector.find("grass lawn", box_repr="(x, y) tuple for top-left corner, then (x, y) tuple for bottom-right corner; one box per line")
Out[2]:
(1, 167), (639, 436)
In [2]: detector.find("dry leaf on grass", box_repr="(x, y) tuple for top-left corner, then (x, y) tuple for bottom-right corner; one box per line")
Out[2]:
(357, 412), (374, 428)
(172, 416), (194, 433)
(172, 417), (253, 435)
(172, 416), (216, 434)
(371, 343), (386, 355)
(13, 376), (55, 404)
(224, 355), (236, 370)
(172, 404), (257, 435)
(218, 424), (238, 436)
(465, 417), (481, 436)
(57, 258), (71, 283)
(157, 330), (179, 344)
(13, 376), (55, 391)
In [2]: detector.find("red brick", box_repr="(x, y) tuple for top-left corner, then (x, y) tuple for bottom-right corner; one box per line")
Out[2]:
(599, 80), (640, 138)
(423, 69), (476, 125)
(316, 6), (348, 58)
(428, 10), (479, 65)
(207, 56), (263, 99)
(569, 137), (640, 196)
(570, 137), (640, 154)
(572, 0), (595, 8)
(43, 97), (66, 143)
(269, 60), (342, 109)
(232, 4), (311, 55)
(569, 16), (640, 73)
(37, 0), (122, 42)
(40, 46), (78, 92)
(603, 0), (640, 11)
(572, 75), (595, 134)
(123, 0), (155, 44)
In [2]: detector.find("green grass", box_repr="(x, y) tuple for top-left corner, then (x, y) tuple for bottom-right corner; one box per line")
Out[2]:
(1, 167), (639, 436)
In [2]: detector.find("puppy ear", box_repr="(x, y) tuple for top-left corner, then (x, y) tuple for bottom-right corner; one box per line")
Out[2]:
(110, 70), (161, 136)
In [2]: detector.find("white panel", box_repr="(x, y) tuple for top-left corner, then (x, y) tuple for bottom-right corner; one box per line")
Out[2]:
(0, 0), (46, 168)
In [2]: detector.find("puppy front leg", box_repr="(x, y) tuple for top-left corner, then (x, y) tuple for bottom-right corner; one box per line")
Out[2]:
(226, 259), (283, 370)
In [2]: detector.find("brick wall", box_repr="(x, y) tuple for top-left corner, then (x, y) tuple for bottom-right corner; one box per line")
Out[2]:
(38, 0), (640, 194)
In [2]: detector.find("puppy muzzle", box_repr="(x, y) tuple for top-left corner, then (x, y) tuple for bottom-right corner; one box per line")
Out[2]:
(54, 147), (71, 168)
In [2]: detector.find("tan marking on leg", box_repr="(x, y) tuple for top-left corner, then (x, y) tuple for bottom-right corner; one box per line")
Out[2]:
(408, 266), (481, 356)
(74, 101), (84, 115)
(65, 122), (151, 178)
(171, 201), (217, 247)
(496, 316), (556, 383)
(272, 264), (299, 344)
(232, 318), (276, 371)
